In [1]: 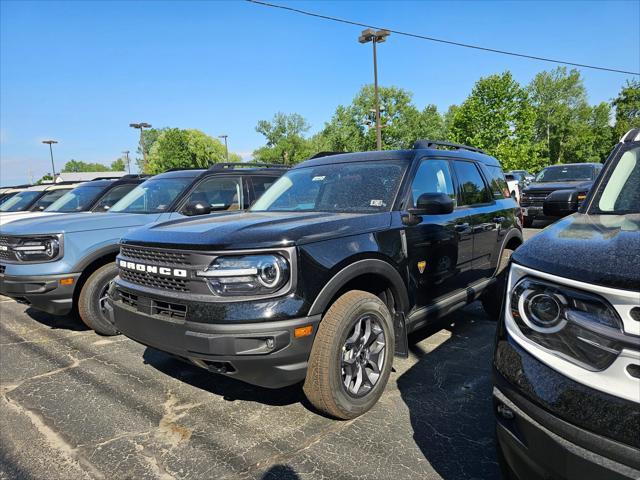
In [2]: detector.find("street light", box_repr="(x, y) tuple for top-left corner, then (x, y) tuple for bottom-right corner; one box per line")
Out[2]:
(359, 28), (391, 151)
(218, 134), (229, 162)
(41, 140), (58, 182)
(129, 122), (152, 170)
(122, 150), (131, 174)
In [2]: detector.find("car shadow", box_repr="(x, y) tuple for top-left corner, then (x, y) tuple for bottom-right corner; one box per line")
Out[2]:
(24, 307), (90, 331)
(141, 347), (306, 408)
(397, 304), (500, 480)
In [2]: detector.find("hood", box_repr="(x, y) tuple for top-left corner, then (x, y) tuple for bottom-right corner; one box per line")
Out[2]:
(0, 211), (62, 226)
(513, 213), (640, 291)
(123, 211), (393, 250)
(0, 212), (157, 235)
(523, 180), (593, 193)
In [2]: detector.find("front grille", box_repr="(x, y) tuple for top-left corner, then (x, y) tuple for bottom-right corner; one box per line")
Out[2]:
(521, 190), (554, 206)
(119, 289), (138, 308)
(0, 236), (10, 261)
(152, 300), (187, 320)
(120, 245), (190, 265)
(120, 269), (189, 292)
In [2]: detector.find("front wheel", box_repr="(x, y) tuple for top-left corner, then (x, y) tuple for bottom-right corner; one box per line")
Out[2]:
(77, 263), (120, 336)
(303, 290), (394, 420)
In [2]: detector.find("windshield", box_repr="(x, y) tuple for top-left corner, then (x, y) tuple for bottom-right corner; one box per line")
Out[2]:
(251, 160), (407, 213)
(535, 165), (595, 183)
(109, 177), (192, 214)
(0, 191), (41, 212)
(596, 145), (639, 214)
(45, 185), (103, 212)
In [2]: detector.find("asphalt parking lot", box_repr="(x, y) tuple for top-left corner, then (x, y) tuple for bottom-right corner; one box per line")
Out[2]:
(0, 228), (540, 480)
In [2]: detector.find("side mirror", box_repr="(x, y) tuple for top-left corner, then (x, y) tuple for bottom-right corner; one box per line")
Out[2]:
(411, 193), (454, 215)
(183, 201), (212, 216)
(543, 189), (580, 218)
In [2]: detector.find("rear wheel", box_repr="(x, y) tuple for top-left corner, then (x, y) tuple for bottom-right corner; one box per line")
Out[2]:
(303, 290), (394, 419)
(77, 263), (119, 336)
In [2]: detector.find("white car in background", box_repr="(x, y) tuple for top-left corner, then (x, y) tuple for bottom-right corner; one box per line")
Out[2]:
(504, 173), (520, 203)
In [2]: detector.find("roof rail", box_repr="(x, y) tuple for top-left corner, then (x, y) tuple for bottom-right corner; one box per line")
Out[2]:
(207, 162), (287, 170)
(309, 151), (345, 159)
(621, 128), (640, 143)
(89, 176), (121, 181)
(165, 167), (206, 172)
(413, 139), (485, 154)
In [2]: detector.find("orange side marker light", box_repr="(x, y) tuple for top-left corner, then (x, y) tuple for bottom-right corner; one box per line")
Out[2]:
(294, 325), (313, 338)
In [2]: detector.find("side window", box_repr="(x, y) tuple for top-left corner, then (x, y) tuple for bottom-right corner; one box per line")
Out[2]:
(410, 159), (456, 207)
(250, 176), (279, 202)
(32, 189), (69, 210)
(483, 165), (510, 199)
(184, 176), (242, 212)
(93, 184), (138, 211)
(452, 161), (492, 206)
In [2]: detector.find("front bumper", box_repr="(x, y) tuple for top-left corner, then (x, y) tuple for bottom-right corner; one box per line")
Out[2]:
(107, 287), (321, 389)
(0, 272), (81, 315)
(493, 340), (640, 479)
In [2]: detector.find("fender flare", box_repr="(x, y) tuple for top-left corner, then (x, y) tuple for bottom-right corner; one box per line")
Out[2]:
(493, 227), (524, 276)
(72, 245), (121, 272)
(307, 259), (410, 317)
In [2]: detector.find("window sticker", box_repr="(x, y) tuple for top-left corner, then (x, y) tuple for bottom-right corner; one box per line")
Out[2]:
(370, 199), (385, 207)
(312, 176), (326, 182)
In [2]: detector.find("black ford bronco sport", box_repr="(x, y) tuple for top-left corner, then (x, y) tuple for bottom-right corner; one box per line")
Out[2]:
(108, 141), (522, 419)
(494, 129), (640, 479)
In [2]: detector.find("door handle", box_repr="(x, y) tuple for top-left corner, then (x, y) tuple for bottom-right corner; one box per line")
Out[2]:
(454, 223), (470, 232)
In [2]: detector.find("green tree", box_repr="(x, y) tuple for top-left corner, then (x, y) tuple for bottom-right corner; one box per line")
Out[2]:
(145, 128), (228, 174)
(450, 72), (539, 172)
(528, 67), (612, 165)
(612, 79), (640, 141)
(318, 85), (444, 152)
(110, 158), (126, 171)
(135, 128), (166, 171)
(253, 113), (312, 164)
(62, 160), (111, 172)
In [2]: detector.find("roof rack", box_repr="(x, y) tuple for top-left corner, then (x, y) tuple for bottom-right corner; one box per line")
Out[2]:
(207, 162), (287, 170)
(413, 139), (485, 154)
(309, 151), (345, 159)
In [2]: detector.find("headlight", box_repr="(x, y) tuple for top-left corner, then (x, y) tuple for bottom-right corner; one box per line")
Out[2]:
(7, 235), (62, 262)
(198, 254), (290, 296)
(510, 278), (625, 371)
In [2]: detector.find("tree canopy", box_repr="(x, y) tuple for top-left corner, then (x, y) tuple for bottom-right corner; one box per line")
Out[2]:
(61, 159), (126, 173)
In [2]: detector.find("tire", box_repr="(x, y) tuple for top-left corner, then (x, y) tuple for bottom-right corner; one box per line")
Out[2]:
(522, 216), (534, 228)
(77, 263), (120, 336)
(303, 290), (395, 420)
(481, 249), (513, 320)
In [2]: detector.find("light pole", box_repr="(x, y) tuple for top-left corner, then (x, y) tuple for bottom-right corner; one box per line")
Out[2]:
(129, 122), (152, 170)
(218, 134), (229, 162)
(122, 150), (131, 174)
(359, 28), (390, 151)
(42, 140), (58, 182)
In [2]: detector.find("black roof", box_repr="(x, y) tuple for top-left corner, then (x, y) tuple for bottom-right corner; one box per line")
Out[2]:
(153, 165), (288, 180)
(296, 144), (501, 169)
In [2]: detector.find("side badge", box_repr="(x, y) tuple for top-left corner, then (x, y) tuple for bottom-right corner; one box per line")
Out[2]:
(417, 260), (426, 274)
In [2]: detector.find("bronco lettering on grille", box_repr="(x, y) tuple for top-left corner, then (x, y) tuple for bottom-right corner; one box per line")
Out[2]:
(119, 260), (187, 278)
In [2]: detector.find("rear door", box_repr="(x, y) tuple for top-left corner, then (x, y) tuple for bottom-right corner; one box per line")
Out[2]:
(451, 160), (500, 282)
(404, 157), (473, 308)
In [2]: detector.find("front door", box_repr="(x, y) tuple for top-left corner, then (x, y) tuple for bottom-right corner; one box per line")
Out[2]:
(404, 158), (474, 309)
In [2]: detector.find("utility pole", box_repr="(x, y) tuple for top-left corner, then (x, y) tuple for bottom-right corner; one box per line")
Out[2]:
(129, 122), (152, 170)
(359, 28), (390, 151)
(122, 150), (131, 174)
(218, 134), (229, 161)
(42, 140), (58, 182)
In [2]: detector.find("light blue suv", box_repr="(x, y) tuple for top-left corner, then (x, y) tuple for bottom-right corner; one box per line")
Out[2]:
(0, 164), (285, 335)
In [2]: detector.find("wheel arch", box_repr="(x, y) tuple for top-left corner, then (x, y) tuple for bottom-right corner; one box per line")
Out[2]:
(307, 258), (409, 317)
(70, 246), (121, 308)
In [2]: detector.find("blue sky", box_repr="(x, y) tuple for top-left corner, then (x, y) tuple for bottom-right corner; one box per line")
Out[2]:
(1, 0), (638, 185)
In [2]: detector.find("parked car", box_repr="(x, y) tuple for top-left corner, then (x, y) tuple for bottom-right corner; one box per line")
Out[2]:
(519, 162), (602, 227)
(0, 163), (286, 335)
(0, 184), (31, 204)
(494, 128), (640, 479)
(0, 175), (146, 226)
(0, 182), (83, 215)
(504, 173), (520, 203)
(509, 169), (534, 184)
(108, 140), (522, 419)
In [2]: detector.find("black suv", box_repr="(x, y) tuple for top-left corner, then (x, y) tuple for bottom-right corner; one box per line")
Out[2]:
(494, 129), (640, 479)
(108, 141), (522, 419)
(520, 162), (602, 227)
